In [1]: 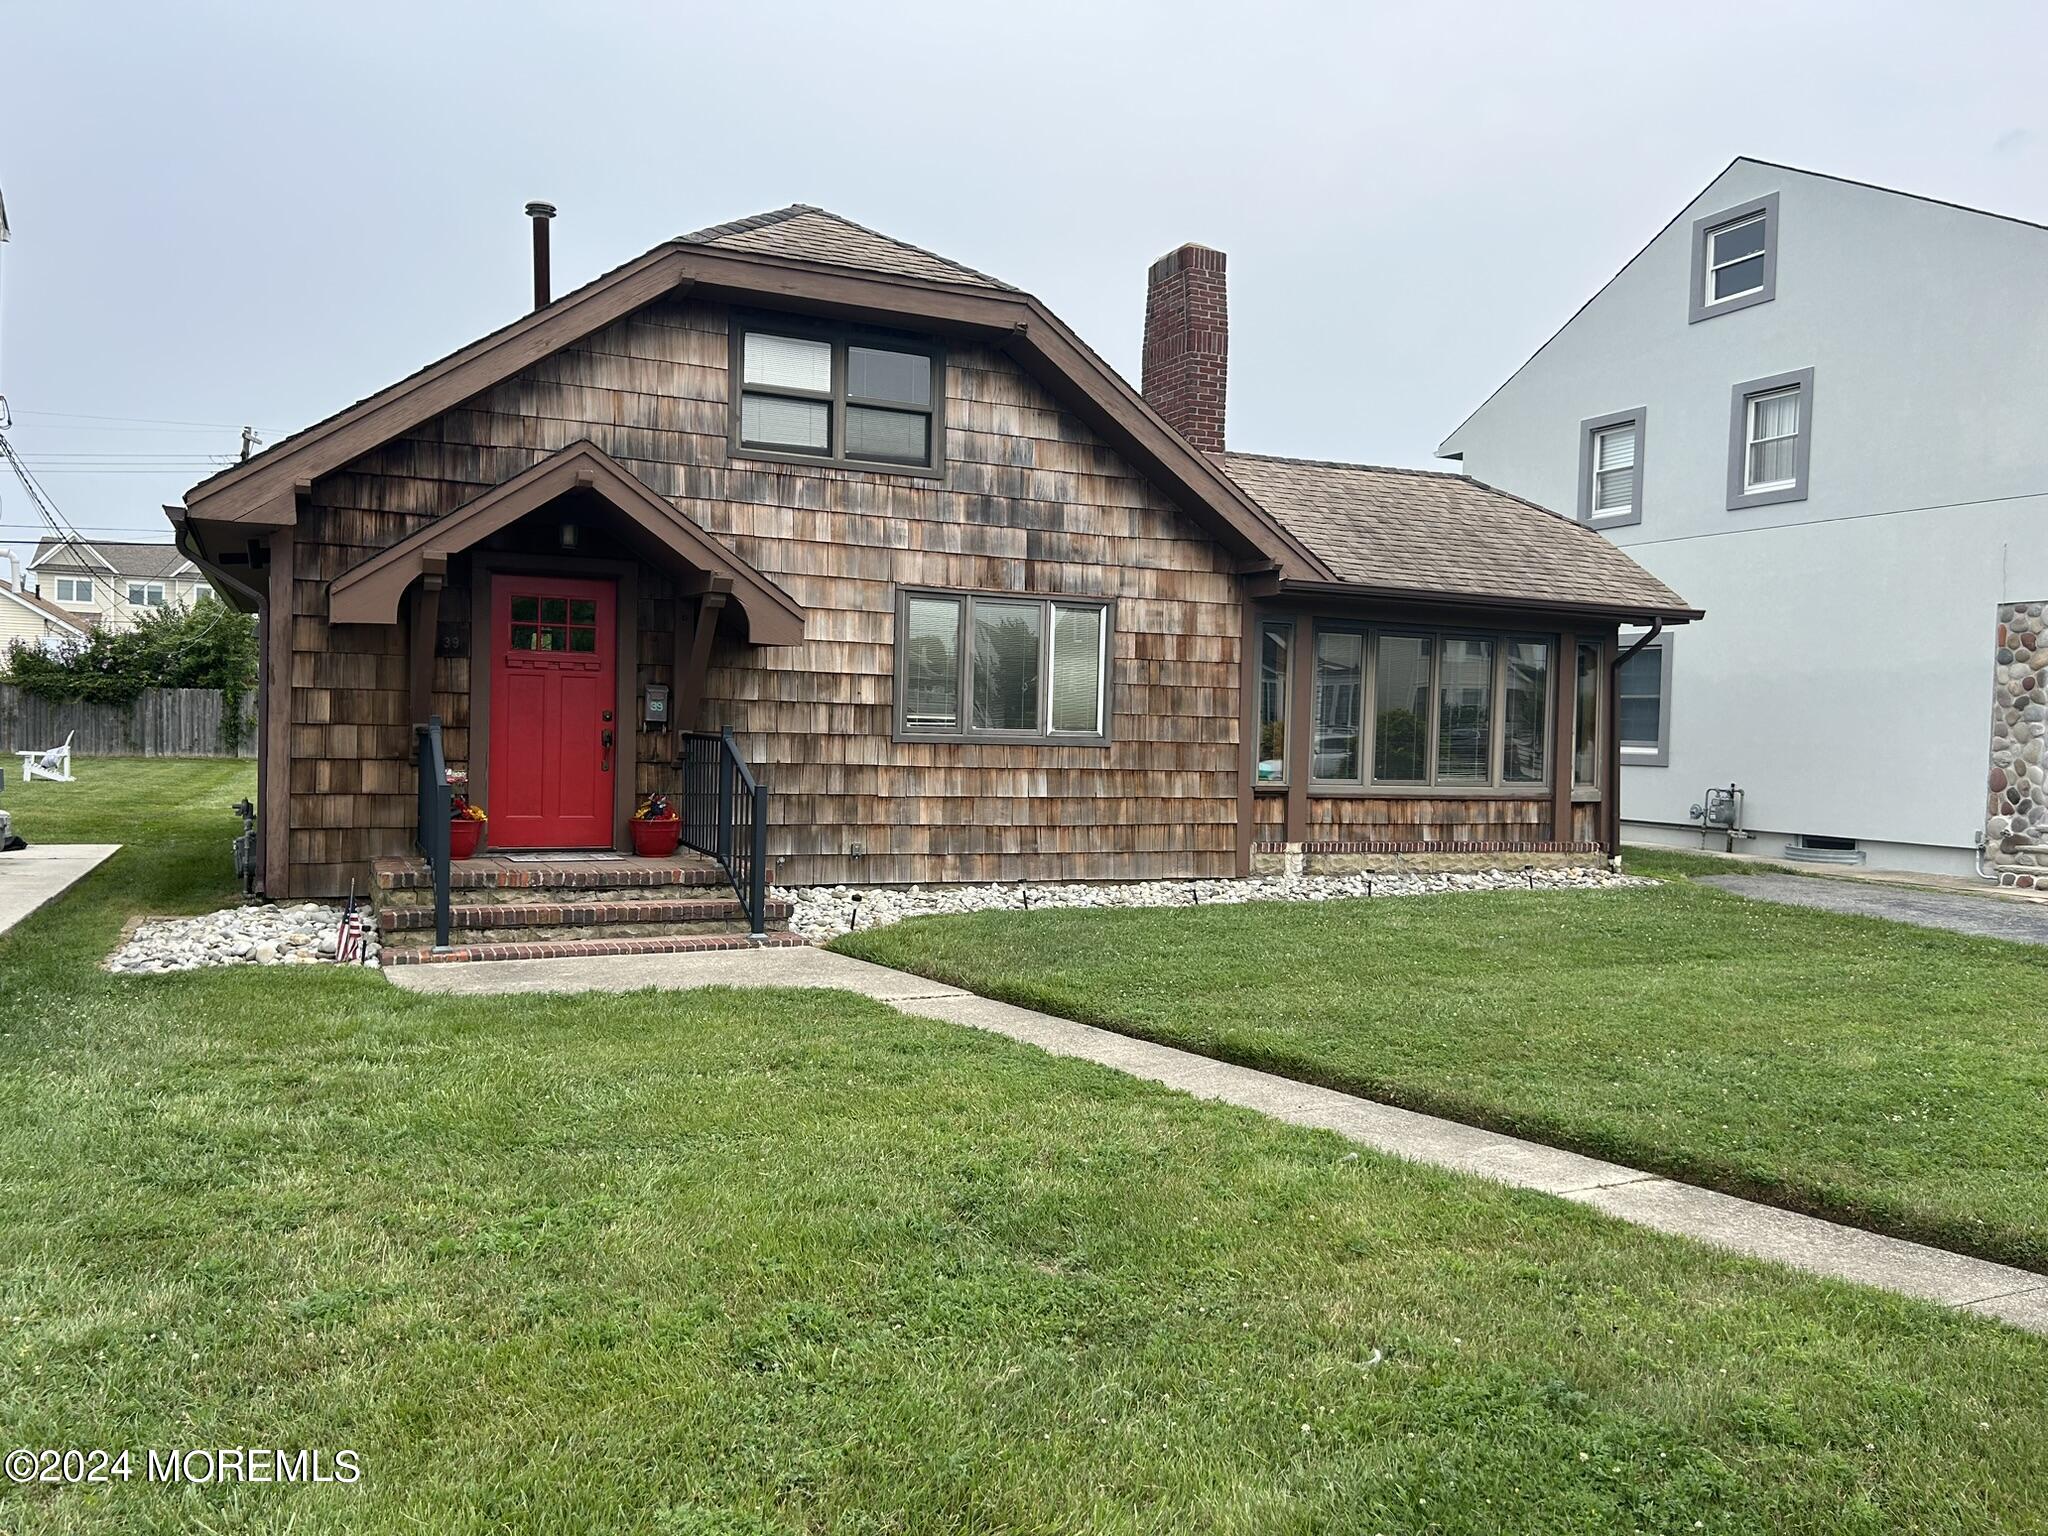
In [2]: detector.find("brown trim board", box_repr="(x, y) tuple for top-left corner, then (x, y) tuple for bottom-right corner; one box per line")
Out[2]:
(328, 440), (805, 646)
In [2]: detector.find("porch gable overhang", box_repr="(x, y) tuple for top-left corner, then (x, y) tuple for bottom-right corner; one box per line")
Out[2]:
(326, 440), (808, 644)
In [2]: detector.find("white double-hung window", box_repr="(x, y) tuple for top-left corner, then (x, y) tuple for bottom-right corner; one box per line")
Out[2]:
(1743, 389), (1800, 493)
(1592, 423), (1637, 512)
(1727, 369), (1814, 510)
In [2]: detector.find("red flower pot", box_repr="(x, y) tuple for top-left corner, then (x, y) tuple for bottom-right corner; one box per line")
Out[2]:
(630, 815), (682, 858)
(449, 817), (485, 859)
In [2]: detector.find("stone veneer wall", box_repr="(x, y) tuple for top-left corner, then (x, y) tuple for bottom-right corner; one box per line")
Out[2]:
(1987, 602), (2048, 886)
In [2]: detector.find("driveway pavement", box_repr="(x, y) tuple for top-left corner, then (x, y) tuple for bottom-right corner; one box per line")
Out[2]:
(390, 943), (2048, 1335)
(0, 844), (121, 938)
(1698, 872), (2048, 944)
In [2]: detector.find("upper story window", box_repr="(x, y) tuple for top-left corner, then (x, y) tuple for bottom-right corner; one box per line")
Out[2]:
(127, 581), (167, 607)
(730, 318), (943, 475)
(1726, 368), (1814, 510)
(1309, 624), (1553, 790)
(1578, 408), (1647, 528)
(1689, 193), (1779, 323)
(53, 577), (93, 605)
(894, 588), (1112, 746)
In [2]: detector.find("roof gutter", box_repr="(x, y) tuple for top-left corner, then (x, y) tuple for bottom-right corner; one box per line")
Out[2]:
(164, 505), (264, 613)
(1272, 578), (1703, 626)
(1616, 618), (1664, 668)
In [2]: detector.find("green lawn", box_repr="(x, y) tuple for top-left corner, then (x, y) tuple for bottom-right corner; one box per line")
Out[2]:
(4, 763), (2048, 1531)
(836, 856), (2048, 1272)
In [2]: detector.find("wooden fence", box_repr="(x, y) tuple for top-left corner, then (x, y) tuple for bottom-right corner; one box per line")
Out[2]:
(0, 685), (257, 759)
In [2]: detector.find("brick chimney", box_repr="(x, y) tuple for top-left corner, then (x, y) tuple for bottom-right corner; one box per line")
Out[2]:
(1141, 243), (1228, 453)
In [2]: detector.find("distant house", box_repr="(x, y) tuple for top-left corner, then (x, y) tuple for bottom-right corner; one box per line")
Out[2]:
(0, 578), (89, 654)
(1440, 158), (2048, 878)
(26, 538), (215, 631)
(169, 204), (1693, 927)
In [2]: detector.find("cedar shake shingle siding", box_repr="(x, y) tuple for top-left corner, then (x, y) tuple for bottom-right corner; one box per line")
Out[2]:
(284, 295), (1242, 896)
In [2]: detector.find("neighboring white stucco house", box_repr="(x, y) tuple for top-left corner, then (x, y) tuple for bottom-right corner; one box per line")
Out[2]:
(1440, 157), (2048, 876)
(26, 537), (215, 633)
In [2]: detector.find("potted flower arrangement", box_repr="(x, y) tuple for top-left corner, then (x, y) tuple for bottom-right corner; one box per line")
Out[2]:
(447, 768), (487, 858)
(630, 791), (681, 858)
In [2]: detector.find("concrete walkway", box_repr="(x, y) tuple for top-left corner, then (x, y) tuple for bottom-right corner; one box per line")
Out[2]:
(390, 945), (2048, 1335)
(0, 844), (121, 938)
(1700, 872), (2048, 945)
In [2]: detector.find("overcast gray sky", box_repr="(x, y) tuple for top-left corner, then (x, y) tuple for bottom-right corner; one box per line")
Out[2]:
(3, 0), (2045, 570)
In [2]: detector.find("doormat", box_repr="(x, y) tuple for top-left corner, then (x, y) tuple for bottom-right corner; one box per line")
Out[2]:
(499, 852), (631, 864)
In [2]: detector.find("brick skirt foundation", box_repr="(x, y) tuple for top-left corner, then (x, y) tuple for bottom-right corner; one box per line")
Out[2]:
(1251, 841), (1608, 876)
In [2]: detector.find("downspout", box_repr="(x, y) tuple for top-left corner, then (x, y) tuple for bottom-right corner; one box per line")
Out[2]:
(1606, 619), (1664, 863)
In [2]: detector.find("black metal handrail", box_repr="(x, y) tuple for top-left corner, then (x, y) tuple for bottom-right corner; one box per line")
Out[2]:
(678, 728), (770, 940)
(414, 716), (452, 950)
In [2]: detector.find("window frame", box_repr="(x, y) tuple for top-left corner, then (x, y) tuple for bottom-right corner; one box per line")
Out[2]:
(1255, 618), (1295, 787)
(1725, 368), (1814, 510)
(1576, 407), (1648, 529)
(891, 586), (1115, 747)
(1688, 193), (1779, 324)
(728, 313), (946, 479)
(1615, 631), (1673, 767)
(1305, 622), (1556, 795)
(1572, 640), (1603, 789)
(127, 580), (167, 607)
(53, 576), (94, 605)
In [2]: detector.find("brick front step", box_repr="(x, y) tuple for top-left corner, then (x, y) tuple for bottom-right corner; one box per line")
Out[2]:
(382, 933), (810, 966)
(378, 897), (792, 935)
(372, 851), (731, 895)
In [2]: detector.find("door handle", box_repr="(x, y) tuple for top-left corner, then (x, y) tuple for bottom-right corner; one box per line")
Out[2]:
(601, 728), (614, 772)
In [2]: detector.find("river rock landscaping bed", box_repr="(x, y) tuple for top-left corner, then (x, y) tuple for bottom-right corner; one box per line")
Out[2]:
(787, 866), (1652, 943)
(108, 903), (377, 973)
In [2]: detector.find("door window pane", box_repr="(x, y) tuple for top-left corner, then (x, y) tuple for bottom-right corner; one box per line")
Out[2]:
(1312, 630), (1364, 781)
(1436, 637), (1495, 783)
(1373, 634), (1432, 784)
(1574, 642), (1600, 786)
(1257, 621), (1291, 783)
(848, 347), (931, 407)
(903, 595), (961, 730)
(741, 394), (830, 452)
(971, 601), (1042, 731)
(845, 406), (930, 464)
(1502, 640), (1550, 783)
(742, 333), (832, 392)
(1049, 605), (1105, 733)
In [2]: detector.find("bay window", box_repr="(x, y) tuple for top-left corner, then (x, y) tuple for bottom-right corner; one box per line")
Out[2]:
(895, 589), (1111, 744)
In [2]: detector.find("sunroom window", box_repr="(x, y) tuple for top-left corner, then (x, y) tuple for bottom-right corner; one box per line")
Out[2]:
(1307, 626), (1553, 789)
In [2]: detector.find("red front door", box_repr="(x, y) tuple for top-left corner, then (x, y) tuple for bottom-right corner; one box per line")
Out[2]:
(488, 575), (617, 849)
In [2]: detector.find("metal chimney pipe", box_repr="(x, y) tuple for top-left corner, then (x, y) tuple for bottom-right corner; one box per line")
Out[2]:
(524, 201), (557, 310)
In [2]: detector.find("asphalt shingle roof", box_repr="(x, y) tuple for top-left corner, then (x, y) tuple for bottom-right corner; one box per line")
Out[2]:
(1219, 453), (1696, 617)
(677, 205), (1014, 291)
(31, 538), (190, 580)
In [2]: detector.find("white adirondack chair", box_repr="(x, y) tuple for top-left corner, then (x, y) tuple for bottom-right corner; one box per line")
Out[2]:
(18, 730), (75, 783)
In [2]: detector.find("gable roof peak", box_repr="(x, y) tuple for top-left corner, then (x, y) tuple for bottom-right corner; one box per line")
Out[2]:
(675, 203), (1015, 291)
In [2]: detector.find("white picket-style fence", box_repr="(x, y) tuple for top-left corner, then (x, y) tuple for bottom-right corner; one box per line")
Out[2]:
(0, 685), (257, 759)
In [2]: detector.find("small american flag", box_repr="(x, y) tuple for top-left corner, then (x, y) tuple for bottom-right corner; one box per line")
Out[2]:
(335, 884), (366, 965)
